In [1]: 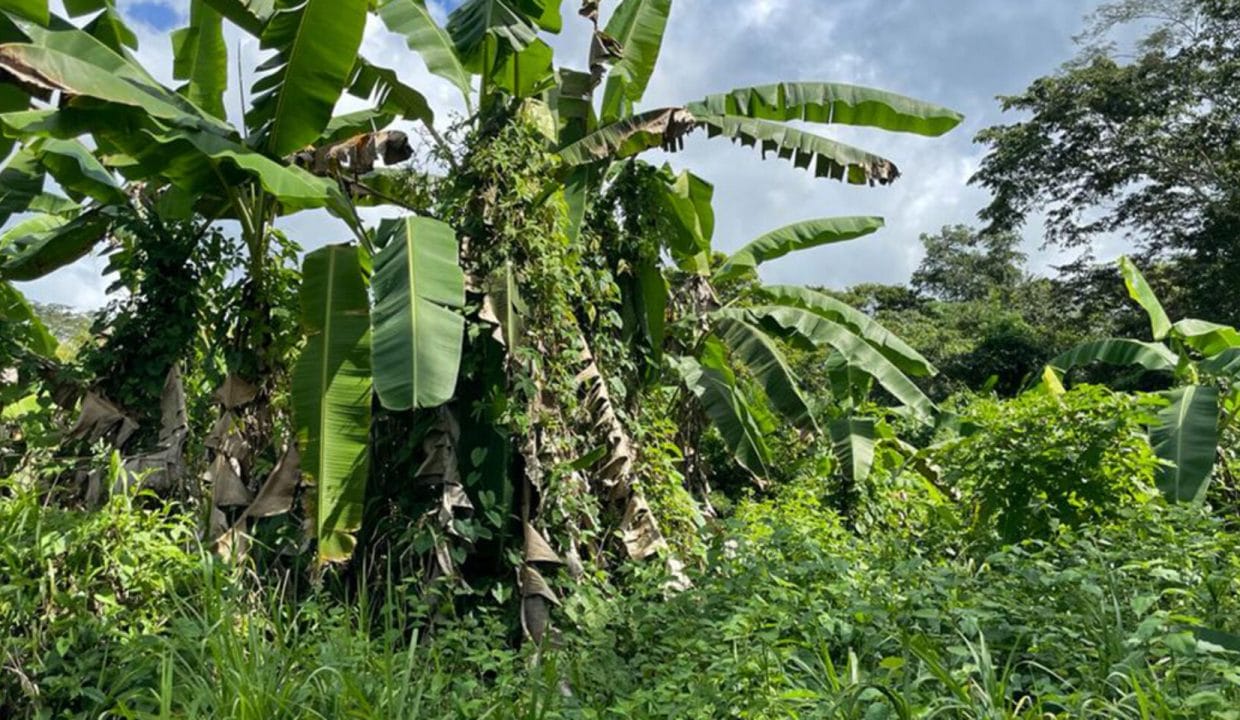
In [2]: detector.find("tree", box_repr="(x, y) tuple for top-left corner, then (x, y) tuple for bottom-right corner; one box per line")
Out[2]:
(910, 225), (1026, 303)
(973, 0), (1240, 323)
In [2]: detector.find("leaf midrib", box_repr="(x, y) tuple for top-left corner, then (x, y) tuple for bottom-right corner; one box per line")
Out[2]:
(316, 246), (336, 543)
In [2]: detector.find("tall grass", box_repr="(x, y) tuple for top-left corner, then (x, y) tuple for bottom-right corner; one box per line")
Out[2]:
(3, 470), (1239, 718)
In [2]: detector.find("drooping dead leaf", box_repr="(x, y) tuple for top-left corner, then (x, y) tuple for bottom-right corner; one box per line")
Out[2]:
(519, 564), (560, 643)
(213, 523), (251, 560)
(244, 444), (301, 518)
(413, 408), (479, 583)
(207, 505), (230, 544)
(205, 411), (250, 461)
(522, 595), (551, 644)
(523, 522), (563, 565)
(120, 366), (189, 495)
(588, 31), (623, 86)
(439, 482), (475, 531)
(574, 344), (634, 496)
(293, 131), (413, 177)
(620, 493), (667, 560)
(68, 392), (138, 447)
(205, 455), (251, 507)
(213, 375), (259, 410)
(578, 0), (599, 23)
(157, 365), (187, 442)
(415, 408), (462, 488)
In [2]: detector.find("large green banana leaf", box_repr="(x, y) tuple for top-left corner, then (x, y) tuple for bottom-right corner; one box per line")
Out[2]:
(743, 305), (936, 421)
(686, 82), (963, 136)
(0, 0), (49, 25)
(446, 0), (559, 73)
(756, 285), (935, 377)
(32, 137), (124, 204)
(1150, 385), (1219, 504)
(0, 280), (57, 357)
(377, 0), (472, 105)
(143, 127), (335, 209)
(246, 0), (368, 157)
(80, 3), (135, 54)
(659, 167), (714, 261)
(1, 107), (332, 209)
(715, 315), (816, 432)
(1048, 338), (1179, 376)
(0, 84), (27, 160)
(599, 0), (672, 122)
(1201, 348), (1240, 378)
(0, 148), (44, 225)
(0, 209), (113, 281)
(371, 217), (466, 411)
(714, 216), (884, 282)
(558, 107), (696, 165)
(1118, 256), (1171, 341)
(634, 260), (666, 364)
(0, 35), (225, 133)
(1171, 319), (1240, 357)
(171, 0), (228, 119)
(672, 337), (771, 479)
(63, 0), (109, 16)
(490, 38), (554, 98)
(202, 0), (274, 36)
(347, 59), (435, 127)
(697, 116), (900, 185)
(292, 244), (373, 565)
(551, 68), (594, 143)
(828, 417), (877, 484)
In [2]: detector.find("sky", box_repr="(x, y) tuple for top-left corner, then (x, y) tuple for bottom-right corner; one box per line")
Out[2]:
(13, 0), (1124, 309)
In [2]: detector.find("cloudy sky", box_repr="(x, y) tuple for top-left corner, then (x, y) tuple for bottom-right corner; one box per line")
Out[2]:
(15, 0), (1119, 309)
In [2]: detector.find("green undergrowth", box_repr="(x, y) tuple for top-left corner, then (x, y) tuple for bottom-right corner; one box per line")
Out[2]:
(3, 466), (1239, 719)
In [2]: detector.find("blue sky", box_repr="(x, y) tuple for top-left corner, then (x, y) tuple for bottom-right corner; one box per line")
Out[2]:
(18, 0), (1120, 308)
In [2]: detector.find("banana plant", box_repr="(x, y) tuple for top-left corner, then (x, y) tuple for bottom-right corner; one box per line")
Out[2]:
(638, 165), (939, 483)
(0, 0), (961, 572)
(0, 2), (454, 564)
(1044, 256), (1240, 503)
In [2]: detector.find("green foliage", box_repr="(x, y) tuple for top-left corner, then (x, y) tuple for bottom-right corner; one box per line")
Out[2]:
(911, 224), (1026, 303)
(0, 467), (207, 717)
(935, 386), (1162, 546)
(974, 0), (1240, 326)
(80, 210), (238, 437)
(293, 244), (373, 565)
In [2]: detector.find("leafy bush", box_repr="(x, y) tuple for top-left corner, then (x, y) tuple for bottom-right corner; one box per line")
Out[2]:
(555, 484), (1240, 718)
(0, 462), (206, 716)
(3, 467), (1239, 718)
(935, 385), (1163, 545)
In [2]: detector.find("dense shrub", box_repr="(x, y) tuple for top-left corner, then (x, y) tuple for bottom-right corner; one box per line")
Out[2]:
(557, 483), (1240, 718)
(0, 464), (206, 716)
(2, 469), (1239, 718)
(934, 385), (1163, 545)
